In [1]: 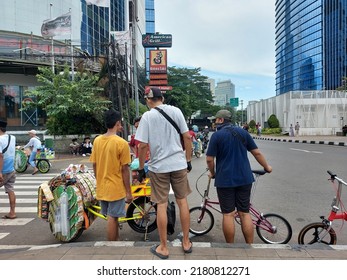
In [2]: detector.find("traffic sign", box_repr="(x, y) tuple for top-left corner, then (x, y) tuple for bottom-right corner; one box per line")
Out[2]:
(230, 97), (239, 107)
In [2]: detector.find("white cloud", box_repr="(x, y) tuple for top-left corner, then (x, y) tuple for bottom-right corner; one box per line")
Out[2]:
(155, 0), (276, 105)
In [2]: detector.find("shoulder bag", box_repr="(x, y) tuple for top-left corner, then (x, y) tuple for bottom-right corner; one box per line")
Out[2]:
(154, 107), (185, 150)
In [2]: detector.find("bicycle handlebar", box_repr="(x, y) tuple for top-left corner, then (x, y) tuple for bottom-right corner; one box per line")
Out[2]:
(327, 170), (347, 186)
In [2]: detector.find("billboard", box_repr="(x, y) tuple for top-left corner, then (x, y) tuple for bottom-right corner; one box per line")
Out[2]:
(142, 34), (172, 48)
(149, 49), (167, 73)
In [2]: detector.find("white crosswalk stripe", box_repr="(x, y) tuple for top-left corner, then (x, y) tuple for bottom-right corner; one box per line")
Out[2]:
(0, 173), (59, 236)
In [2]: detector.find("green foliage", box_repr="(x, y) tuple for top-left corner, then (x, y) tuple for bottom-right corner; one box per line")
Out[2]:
(267, 114), (280, 128)
(25, 66), (111, 135)
(259, 127), (282, 135)
(165, 67), (214, 118)
(249, 120), (256, 129)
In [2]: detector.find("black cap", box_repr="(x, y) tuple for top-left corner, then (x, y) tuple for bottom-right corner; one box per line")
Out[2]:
(144, 87), (163, 99)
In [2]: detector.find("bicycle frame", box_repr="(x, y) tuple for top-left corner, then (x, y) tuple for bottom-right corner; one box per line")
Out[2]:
(322, 171), (347, 231)
(196, 171), (278, 233)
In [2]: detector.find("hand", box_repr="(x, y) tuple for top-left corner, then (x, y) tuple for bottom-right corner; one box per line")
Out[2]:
(137, 169), (146, 182)
(125, 193), (133, 204)
(187, 161), (192, 172)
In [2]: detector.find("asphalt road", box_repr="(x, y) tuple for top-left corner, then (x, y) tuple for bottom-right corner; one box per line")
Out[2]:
(1, 139), (347, 246)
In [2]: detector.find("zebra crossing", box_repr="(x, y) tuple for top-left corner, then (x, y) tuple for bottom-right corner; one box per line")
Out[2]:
(0, 173), (57, 233)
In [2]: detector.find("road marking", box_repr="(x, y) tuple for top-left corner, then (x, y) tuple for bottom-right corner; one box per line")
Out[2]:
(0, 218), (34, 226)
(1, 191), (37, 196)
(0, 207), (37, 213)
(290, 148), (322, 154)
(0, 198), (36, 203)
(0, 233), (9, 240)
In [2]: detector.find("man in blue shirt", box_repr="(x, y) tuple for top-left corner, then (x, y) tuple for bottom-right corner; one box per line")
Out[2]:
(0, 120), (17, 219)
(206, 110), (272, 244)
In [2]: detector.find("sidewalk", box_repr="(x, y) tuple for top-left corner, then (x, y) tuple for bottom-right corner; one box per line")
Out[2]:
(1, 241), (347, 260)
(252, 134), (347, 146)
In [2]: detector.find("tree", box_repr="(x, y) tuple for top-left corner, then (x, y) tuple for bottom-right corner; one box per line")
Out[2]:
(165, 67), (214, 118)
(25, 66), (111, 135)
(267, 114), (280, 128)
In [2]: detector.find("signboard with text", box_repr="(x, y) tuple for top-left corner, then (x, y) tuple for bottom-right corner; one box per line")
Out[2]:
(149, 49), (167, 73)
(142, 34), (172, 48)
(230, 97), (239, 107)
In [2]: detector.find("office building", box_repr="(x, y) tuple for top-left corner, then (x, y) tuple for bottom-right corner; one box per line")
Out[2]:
(275, 0), (347, 95)
(0, 0), (145, 128)
(214, 80), (235, 106)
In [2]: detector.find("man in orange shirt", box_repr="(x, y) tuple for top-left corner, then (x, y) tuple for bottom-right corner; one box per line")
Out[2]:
(90, 109), (133, 241)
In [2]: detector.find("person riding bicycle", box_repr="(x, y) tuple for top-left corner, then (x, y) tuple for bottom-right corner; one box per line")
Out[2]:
(206, 110), (272, 244)
(24, 130), (42, 175)
(188, 126), (199, 153)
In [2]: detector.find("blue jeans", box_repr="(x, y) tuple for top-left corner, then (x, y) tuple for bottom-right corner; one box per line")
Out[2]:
(28, 151), (37, 168)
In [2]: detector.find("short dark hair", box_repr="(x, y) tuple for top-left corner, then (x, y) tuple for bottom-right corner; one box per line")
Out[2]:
(104, 108), (122, 129)
(0, 127), (6, 133)
(133, 116), (141, 125)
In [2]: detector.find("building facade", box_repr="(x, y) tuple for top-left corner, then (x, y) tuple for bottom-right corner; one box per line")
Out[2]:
(275, 0), (347, 95)
(145, 0), (155, 77)
(214, 79), (235, 106)
(0, 0), (145, 129)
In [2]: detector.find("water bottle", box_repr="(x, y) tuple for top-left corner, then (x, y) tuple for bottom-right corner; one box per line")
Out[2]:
(60, 191), (70, 237)
(54, 207), (61, 233)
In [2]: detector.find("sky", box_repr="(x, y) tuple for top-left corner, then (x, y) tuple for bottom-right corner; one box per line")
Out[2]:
(155, 0), (276, 108)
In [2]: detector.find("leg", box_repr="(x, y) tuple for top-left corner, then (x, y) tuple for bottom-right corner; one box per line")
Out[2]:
(7, 191), (16, 218)
(238, 211), (254, 244)
(222, 211), (236, 243)
(106, 216), (119, 241)
(154, 202), (169, 256)
(176, 197), (191, 250)
(29, 152), (38, 174)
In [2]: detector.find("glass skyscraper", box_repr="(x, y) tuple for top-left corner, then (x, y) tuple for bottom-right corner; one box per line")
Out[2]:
(275, 0), (347, 95)
(145, 0), (155, 76)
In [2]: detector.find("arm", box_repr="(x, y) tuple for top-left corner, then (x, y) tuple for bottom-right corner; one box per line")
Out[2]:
(0, 153), (3, 183)
(92, 163), (97, 178)
(138, 142), (149, 169)
(206, 155), (215, 178)
(182, 131), (192, 162)
(121, 164), (133, 203)
(250, 148), (272, 173)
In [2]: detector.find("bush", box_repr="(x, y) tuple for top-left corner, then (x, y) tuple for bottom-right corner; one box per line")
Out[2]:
(249, 120), (256, 129)
(267, 114), (280, 128)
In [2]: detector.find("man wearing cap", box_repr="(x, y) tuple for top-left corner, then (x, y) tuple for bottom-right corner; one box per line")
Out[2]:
(206, 110), (272, 244)
(24, 129), (42, 175)
(0, 120), (17, 219)
(135, 87), (193, 259)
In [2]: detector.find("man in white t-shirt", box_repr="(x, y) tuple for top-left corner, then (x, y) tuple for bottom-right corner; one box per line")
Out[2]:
(24, 129), (42, 175)
(0, 120), (17, 219)
(135, 87), (193, 259)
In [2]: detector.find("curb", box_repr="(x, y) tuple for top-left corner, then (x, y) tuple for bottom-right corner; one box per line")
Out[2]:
(253, 136), (347, 147)
(2, 241), (347, 252)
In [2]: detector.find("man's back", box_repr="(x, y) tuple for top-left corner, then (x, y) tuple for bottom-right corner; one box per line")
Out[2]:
(135, 104), (188, 173)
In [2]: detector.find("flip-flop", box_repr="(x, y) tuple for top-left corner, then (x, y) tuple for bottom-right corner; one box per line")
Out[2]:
(183, 240), (193, 254)
(32, 170), (38, 175)
(150, 244), (169, 259)
(2, 215), (17, 219)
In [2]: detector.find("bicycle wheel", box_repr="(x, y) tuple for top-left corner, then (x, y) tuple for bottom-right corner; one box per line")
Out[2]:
(189, 206), (214, 236)
(37, 159), (50, 173)
(126, 196), (157, 234)
(15, 150), (27, 173)
(256, 213), (292, 244)
(297, 222), (337, 245)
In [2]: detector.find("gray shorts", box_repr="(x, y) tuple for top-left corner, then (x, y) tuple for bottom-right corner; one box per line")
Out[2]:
(0, 171), (16, 193)
(100, 199), (126, 218)
(149, 168), (192, 204)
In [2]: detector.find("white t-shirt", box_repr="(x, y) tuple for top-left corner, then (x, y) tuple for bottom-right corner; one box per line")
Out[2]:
(135, 104), (188, 173)
(24, 136), (41, 152)
(0, 134), (16, 173)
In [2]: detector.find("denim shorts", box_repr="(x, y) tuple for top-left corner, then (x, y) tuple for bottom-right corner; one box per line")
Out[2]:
(100, 199), (126, 218)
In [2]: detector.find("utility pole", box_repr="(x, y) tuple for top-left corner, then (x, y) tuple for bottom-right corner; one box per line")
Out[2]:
(130, 0), (139, 117)
(50, 3), (54, 73)
(241, 100), (244, 125)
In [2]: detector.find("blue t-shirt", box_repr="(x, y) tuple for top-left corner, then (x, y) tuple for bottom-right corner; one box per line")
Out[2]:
(0, 134), (16, 174)
(206, 124), (258, 188)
